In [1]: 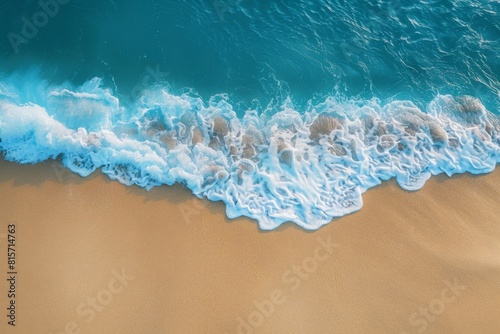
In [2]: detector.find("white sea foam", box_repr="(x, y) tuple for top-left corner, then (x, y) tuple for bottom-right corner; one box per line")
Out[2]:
(0, 77), (499, 229)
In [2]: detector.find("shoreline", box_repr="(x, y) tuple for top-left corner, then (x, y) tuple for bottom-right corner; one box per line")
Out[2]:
(0, 159), (499, 333)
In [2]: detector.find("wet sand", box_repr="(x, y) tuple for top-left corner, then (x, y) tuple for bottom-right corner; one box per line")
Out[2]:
(0, 158), (499, 334)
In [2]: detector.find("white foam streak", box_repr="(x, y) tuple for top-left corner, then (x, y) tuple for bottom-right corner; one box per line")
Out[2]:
(0, 77), (499, 229)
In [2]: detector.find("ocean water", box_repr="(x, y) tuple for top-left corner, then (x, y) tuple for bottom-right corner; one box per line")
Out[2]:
(0, 0), (499, 229)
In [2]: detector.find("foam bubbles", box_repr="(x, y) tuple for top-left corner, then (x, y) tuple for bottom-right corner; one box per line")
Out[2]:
(0, 78), (499, 230)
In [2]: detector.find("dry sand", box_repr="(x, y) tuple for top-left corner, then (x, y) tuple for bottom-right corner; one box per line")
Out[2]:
(0, 158), (499, 334)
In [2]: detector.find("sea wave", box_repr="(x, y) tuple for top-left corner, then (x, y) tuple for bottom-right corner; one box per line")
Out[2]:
(0, 77), (499, 229)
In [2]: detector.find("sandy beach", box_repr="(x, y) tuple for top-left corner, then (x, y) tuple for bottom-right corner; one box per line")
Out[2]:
(0, 158), (499, 334)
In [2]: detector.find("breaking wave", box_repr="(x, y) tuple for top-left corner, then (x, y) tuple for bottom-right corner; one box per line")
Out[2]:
(0, 77), (499, 229)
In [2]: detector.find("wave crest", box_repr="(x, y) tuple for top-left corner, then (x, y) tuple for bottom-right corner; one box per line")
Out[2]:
(1, 78), (499, 229)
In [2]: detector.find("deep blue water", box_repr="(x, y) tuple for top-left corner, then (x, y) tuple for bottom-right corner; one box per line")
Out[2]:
(0, 0), (499, 229)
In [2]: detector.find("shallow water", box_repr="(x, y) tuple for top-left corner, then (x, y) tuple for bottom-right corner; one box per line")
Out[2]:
(0, 0), (498, 229)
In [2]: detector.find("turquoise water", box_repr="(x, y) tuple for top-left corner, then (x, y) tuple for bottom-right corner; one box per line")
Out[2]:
(0, 0), (499, 229)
